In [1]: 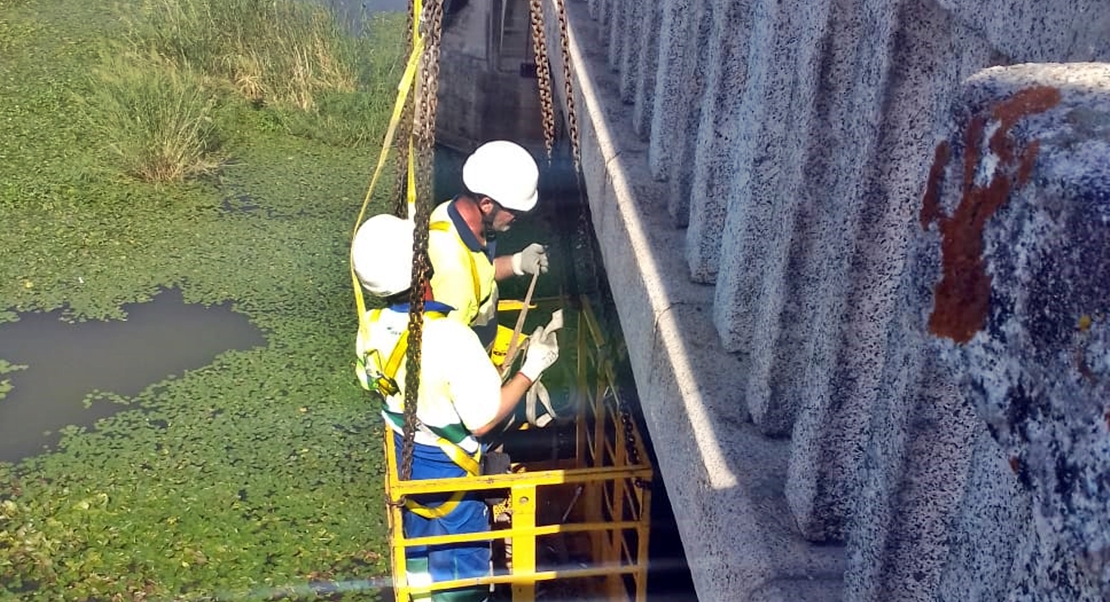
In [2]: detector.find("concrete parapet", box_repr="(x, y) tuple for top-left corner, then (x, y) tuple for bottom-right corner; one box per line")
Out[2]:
(709, 0), (833, 436)
(531, 0), (1110, 599)
(940, 0), (1110, 63)
(927, 63), (1110, 598)
(605, 0), (624, 70)
(544, 1), (846, 599)
(790, 0), (999, 547)
(684, 0), (753, 290)
(781, 0), (899, 541)
(616, 0), (642, 103)
(630, 1), (661, 139)
(648, 0), (709, 206)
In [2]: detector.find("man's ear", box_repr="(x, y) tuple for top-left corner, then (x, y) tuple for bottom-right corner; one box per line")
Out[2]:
(476, 196), (496, 216)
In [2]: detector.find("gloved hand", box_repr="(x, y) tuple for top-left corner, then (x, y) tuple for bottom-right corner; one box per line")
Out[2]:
(519, 325), (559, 383)
(511, 243), (548, 276)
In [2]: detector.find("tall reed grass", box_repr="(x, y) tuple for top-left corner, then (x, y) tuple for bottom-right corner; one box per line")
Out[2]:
(86, 51), (221, 182)
(83, 0), (401, 181)
(137, 0), (358, 111)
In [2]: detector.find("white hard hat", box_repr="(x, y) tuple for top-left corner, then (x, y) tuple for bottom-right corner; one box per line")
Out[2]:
(462, 140), (539, 212)
(351, 214), (414, 296)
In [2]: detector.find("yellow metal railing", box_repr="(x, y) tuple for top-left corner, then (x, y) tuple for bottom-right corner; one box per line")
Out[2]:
(384, 297), (653, 602)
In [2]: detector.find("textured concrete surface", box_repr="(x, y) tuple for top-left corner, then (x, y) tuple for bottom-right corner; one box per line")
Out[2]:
(931, 63), (1110, 598)
(793, 0), (999, 553)
(684, 0), (753, 290)
(544, 1), (846, 599)
(718, 0), (834, 434)
(630, 1), (661, 139)
(647, 0), (708, 199)
(522, 0), (1110, 599)
(781, 0), (898, 539)
(934, 428), (1028, 602)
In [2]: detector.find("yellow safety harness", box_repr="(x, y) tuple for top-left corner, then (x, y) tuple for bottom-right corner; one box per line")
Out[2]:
(428, 219), (527, 370)
(358, 308), (481, 519)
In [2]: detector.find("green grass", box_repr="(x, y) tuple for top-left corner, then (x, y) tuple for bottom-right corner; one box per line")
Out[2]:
(84, 50), (222, 182)
(135, 0), (358, 111)
(0, 0), (408, 598)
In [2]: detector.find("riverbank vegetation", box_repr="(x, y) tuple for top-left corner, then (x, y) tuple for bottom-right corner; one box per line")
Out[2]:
(0, 0), (405, 598)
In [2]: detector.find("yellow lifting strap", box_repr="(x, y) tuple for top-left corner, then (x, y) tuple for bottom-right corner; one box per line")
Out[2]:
(350, 0), (426, 350)
(364, 309), (482, 476)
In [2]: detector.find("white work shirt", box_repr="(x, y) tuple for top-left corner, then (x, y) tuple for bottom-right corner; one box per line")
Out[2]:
(358, 307), (502, 454)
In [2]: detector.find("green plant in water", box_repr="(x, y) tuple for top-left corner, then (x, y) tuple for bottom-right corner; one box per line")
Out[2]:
(0, 359), (26, 404)
(84, 50), (221, 182)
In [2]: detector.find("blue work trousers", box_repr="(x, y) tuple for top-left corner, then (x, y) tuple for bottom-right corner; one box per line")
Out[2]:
(395, 434), (490, 602)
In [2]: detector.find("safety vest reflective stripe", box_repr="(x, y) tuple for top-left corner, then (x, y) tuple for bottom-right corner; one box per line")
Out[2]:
(381, 409), (481, 476)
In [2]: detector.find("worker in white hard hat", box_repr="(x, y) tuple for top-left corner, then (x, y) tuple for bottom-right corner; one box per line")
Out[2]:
(428, 140), (549, 348)
(351, 213), (561, 602)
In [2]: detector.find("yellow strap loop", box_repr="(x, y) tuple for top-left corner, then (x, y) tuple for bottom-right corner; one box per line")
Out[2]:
(405, 492), (465, 519)
(353, 0), (478, 518)
(352, 34), (426, 354)
(365, 310), (482, 477)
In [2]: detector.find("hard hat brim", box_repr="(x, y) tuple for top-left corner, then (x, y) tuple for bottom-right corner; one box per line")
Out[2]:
(500, 188), (538, 212)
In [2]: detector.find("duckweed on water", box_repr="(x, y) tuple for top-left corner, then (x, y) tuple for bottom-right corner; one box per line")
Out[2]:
(0, 0), (406, 598)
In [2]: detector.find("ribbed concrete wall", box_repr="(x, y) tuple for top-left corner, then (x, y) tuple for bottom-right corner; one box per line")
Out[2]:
(541, 0), (1110, 600)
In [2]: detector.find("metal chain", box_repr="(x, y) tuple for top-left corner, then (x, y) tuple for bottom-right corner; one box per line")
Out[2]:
(398, 0), (446, 487)
(414, 0), (445, 200)
(613, 380), (647, 487)
(552, 0), (580, 171)
(399, 191), (433, 485)
(529, 0), (556, 160)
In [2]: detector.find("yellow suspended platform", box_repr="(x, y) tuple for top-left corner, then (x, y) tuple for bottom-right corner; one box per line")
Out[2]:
(384, 297), (654, 602)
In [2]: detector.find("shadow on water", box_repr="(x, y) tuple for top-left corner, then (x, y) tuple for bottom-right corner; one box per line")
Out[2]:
(0, 288), (266, 463)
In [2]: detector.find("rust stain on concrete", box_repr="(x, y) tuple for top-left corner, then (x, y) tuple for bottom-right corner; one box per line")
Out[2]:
(920, 86), (1061, 344)
(920, 141), (950, 228)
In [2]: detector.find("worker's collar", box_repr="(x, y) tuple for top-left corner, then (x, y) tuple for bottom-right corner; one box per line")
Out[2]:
(449, 196), (497, 261)
(388, 300), (455, 315)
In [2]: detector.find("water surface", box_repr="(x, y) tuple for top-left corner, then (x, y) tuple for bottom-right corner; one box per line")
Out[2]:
(0, 288), (265, 463)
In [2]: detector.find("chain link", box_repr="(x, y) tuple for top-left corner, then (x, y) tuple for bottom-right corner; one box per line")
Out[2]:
(395, 0), (644, 494)
(548, 0), (643, 485)
(552, 0), (580, 172)
(397, 0), (446, 492)
(414, 0), (444, 197)
(529, 0), (556, 160)
(541, 0), (639, 484)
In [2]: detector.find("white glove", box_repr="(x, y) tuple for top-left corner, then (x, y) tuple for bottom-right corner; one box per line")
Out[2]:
(519, 325), (559, 383)
(511, 243), (548, 276)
